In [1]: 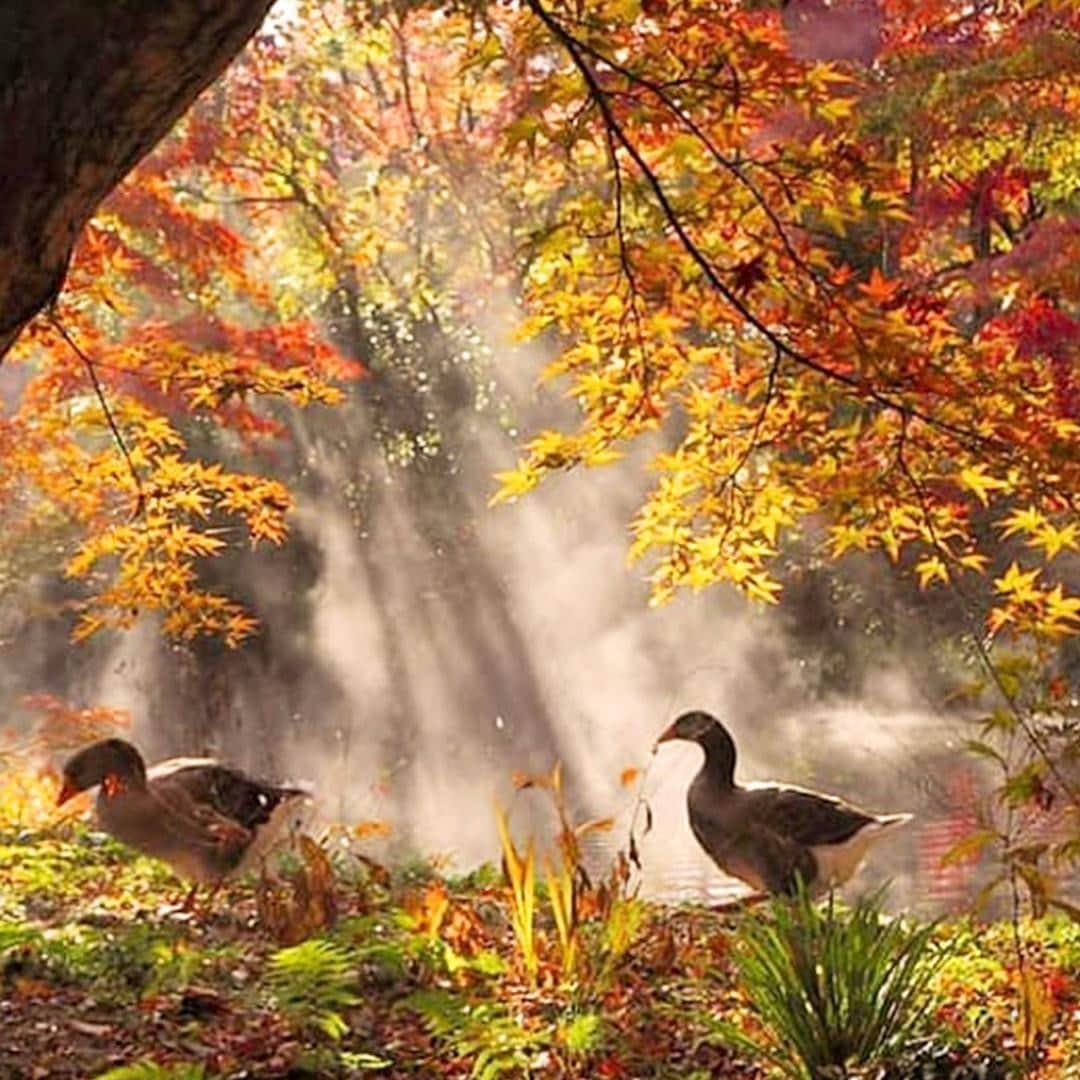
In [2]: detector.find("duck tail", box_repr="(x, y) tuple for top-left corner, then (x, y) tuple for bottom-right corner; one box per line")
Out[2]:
(875, 812), (913, 831)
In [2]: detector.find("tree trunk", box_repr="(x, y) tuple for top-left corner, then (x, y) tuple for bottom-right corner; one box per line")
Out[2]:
(0, 1), (275, 360)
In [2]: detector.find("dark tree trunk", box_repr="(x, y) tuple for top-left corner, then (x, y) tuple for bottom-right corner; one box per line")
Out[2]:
(0, 1), (275, 360)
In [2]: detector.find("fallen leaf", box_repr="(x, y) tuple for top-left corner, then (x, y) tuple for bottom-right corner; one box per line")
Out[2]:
(353, 819), (392, 839)
(68, 1019), (113, 1037)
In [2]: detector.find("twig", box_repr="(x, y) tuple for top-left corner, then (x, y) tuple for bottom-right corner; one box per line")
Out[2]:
(625, 746), (659, 880)
(47, 311), (144, 517)
(1008, 866), (1034, 1074)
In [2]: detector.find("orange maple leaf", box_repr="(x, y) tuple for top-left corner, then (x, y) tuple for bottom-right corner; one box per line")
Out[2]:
(857, 267), (902, 305)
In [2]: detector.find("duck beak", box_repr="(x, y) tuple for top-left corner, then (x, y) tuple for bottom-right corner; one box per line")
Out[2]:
(56, 779), (78, 807)
(655, 722), (679, 747)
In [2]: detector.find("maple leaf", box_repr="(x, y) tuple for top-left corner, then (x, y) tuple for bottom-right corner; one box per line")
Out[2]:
(915, 556), (949, 589)
(857, 268), (902, 305)
(730, 254), (768, 297)
(959, 466), (1010, 507)
(995, 562), (1042, 602)
(1030, 522), (1080, 560)
(353, 819), (394, 839)
(1042, 586), (1080, 635)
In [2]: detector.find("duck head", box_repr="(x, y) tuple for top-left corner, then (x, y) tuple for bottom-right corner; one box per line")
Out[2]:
(655, 710), (737, 786)
(58, 738), (147, 805)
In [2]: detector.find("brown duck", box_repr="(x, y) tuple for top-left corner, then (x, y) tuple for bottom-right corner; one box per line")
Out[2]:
(57, 738), (311, 906)
(657, 711), (911, 897)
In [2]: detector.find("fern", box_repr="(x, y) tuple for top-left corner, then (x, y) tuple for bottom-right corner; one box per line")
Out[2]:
(265, 937), (361, 1040)
(402, 989), (543, 1079)
(559, 1010), (604, 1056)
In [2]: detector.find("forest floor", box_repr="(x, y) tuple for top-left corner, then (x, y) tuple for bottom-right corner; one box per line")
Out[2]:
(1, 822), (1079, 1079)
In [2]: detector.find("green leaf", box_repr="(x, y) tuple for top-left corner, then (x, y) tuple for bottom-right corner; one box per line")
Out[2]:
(962, 739), (1007, 769)
(941, 829), (998, 867)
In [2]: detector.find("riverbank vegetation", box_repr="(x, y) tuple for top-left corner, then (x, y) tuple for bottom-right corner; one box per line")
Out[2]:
(1, 769), (1078, 1079)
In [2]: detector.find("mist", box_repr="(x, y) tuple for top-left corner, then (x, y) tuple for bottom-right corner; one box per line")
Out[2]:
(0, 290), (990, 915)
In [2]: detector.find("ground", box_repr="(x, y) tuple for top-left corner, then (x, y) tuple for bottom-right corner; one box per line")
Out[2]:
(0, 819), (1078, 1079)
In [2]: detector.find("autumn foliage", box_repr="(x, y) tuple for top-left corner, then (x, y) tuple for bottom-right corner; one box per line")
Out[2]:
(493, 0), (1079, 630)
(484, 0), (1080, 898)
(1, 118), (359, 643)
(1, 0), (1070, 639)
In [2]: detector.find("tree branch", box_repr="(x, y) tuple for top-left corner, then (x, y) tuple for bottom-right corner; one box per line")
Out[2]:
(525, 0), (996, 454)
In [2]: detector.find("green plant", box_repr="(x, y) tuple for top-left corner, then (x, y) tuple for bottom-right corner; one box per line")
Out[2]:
(403, 988), (544, 1080)
(494, 800), (538, 983)
(336, 1051), (394, 1072)
(3, 923), (201, 1003)
(727, 887), (948, 1078)
(265, 937), (361, 1040)
(0, 922), (41, 959)
(95, 1063), (213, 1080)
(495, 764), (641, 993)
(587, 888), (645, 993)
(293, 1046), (395, 1075)
(557, 1010), (605, 1058)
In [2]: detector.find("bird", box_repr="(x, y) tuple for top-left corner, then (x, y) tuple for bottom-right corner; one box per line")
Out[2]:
(655, 710), (912, 898)
(57, 738), (312, 910)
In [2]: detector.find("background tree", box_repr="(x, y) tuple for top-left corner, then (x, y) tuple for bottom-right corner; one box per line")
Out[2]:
(492, 0), (1080, 901)
(1, 0), (1076, 902)
(0, 1), (274, 358)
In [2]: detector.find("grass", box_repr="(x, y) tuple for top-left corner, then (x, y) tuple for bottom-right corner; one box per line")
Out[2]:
(0, 818), (1077, 1078)
(724, 885), (948, 1077)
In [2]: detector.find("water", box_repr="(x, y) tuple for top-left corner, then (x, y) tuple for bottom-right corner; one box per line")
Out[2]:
(576, 767), (1080, 917)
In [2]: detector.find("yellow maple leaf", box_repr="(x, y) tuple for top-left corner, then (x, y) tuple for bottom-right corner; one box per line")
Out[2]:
(959, 465), (1010, 507)
(994, 562), (1041, 601)
(915, 556), (949, 589)
(1030, 522), (1080, 560)
(490, 467), (539, 506)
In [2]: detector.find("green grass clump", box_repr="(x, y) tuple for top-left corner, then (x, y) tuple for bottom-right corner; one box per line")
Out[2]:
(1, 915), (216, 1005)
(728, 886), (948, 1078)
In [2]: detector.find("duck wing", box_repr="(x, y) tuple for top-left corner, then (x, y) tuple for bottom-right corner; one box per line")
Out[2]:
(695, 816), (818, 896)
(95, 785), (251, 884)
(149, 774), (253, 845)
(687, 777), (817, 895)
(741, 783), (876, 847)
(149, 759), (307, 833)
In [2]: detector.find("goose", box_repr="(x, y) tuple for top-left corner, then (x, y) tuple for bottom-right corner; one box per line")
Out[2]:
(57, 738), (311, 909)
(656, 711), (911, 898)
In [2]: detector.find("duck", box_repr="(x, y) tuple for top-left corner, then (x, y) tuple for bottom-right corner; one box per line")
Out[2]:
(656, 710), (911, 898)
(57, 738), (312, 908)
